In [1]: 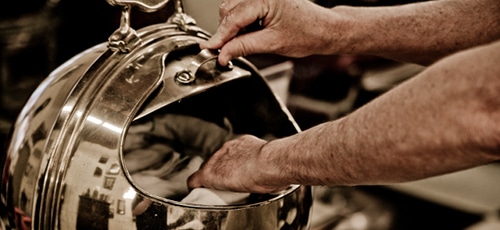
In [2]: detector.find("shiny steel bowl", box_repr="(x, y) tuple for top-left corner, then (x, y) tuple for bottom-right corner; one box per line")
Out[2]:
(1, 1), (312, 229)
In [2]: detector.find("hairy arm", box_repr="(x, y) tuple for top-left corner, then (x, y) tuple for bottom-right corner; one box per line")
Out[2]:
(328, 0), (500, 65)
(189, 40), (500, 193)
(205, 0), (500, 66)
(261, 40), (500, 187)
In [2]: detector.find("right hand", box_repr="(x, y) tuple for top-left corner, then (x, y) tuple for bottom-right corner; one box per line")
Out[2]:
(187, 135), (291, 194)
(201, 0), (336, 66)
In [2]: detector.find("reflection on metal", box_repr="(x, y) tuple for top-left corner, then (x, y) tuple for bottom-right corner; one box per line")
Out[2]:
(1, 0), (312, 229)
(173, 49), (220, 85)
(174, 70), (195, 84)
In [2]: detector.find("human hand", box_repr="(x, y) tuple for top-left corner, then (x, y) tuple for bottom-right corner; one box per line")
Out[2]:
(187, 134), (291, 194)
(124, 114), (235, 200)
(131, 156), (204, 199)
(201, 0), (334, 66)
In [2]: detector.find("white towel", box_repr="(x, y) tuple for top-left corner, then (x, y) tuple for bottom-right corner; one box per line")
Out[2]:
(181, 188), (250, 205)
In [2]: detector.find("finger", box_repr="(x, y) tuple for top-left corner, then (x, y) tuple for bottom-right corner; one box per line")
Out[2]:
(199, 15), (247, 50)
(200, 1), (268, 51)
(217, 29), (276, 66)
(186, 171), (204, 190)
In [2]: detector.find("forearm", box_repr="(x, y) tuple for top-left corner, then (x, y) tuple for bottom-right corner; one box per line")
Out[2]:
(327, 0), (500, 65)
(263, 40), (500, 186)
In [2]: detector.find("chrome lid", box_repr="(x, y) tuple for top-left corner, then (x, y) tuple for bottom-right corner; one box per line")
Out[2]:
(1, 1), (312, 229)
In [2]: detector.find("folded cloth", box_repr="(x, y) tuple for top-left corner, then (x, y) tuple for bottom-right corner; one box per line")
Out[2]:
(181, 188), (250, 206)
(131, 156), (204, 199)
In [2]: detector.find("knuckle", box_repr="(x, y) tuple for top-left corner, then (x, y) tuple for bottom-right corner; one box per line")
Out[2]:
(238, 134), (257, 142)
(219, 1), (231, 16)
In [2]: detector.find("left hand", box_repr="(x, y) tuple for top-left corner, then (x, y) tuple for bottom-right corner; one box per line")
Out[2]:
(201, 0), (336, 66)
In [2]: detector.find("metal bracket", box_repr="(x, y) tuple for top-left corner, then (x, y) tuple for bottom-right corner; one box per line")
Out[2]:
(167, 0), (196, 31)
(107, 0), (198, 53)
(107, 6), (141, 53)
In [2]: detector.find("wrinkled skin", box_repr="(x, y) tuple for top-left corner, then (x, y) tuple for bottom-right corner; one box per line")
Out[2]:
(188, 0), (500, 194)
(203, 0), (500, 66)
(201, 0), (336, 66)
(188, 135), (290, 194)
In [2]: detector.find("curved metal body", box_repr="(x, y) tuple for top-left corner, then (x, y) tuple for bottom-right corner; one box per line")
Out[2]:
(1, 1), (312, 229)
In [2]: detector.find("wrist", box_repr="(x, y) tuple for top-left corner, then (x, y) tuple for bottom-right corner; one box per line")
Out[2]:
(257, 138), (295, 187)
(324, 5), (366, 55)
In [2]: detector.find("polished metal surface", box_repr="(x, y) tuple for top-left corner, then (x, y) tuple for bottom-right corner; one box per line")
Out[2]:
(1, 1), (312, 229)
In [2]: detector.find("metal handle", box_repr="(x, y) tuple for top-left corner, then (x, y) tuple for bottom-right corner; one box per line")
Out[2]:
(175, 49), (233, 85)
(107, 0), (196, 53)
(106, 0), (170, 12)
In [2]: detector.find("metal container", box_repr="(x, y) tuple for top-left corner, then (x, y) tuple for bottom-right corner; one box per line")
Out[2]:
(1, 0), (312, 229)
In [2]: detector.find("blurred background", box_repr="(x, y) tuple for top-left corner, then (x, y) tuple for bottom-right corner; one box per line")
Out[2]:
(1, 0), (499, 229)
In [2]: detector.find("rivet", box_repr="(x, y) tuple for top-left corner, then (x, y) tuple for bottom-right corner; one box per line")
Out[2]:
(175, 71), (195, 84)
